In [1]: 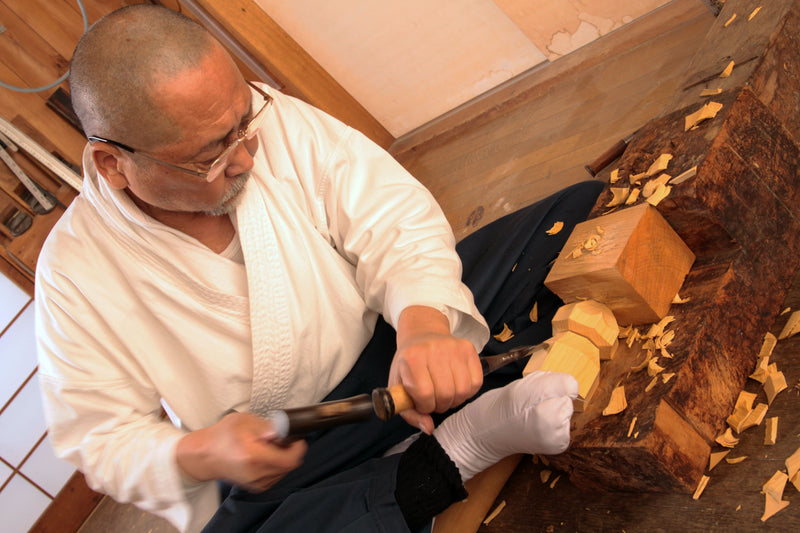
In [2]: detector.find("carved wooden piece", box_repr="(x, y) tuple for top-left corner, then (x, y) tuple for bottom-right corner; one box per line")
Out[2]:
(522, 331), (600, 410)
(545, 203), (695, 326)
(551, 300), (620, 359)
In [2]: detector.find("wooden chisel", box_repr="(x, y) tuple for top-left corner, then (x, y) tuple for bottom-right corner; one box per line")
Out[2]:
(266, 341), (550, 439)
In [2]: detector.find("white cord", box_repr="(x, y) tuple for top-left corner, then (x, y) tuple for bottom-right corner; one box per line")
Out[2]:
(0, 0), (89, 93)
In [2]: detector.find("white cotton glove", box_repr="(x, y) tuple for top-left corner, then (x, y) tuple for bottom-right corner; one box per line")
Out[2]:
(433, 370), (578, 483)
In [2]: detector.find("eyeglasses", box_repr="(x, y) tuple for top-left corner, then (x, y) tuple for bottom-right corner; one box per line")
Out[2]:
(88, 81), (272, 183)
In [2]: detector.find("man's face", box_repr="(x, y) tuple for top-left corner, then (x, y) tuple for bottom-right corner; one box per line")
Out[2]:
(104, 46), (259, 217)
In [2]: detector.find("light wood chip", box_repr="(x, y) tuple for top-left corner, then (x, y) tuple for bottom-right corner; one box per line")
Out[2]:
(529, 302), (538, 322)
(709, 450), (730, 470)
(699, 88), (722, 97)
(647, 358), (665, 377)
(685, 101), (724, 131)
(549, 475), (562, 489)
(546, 221), (564, 235)
(778, 310), (800, 339)
(725, 455), (747, 465)
(761, 471), (790, 522)
(720, 60), (735, 78)
(692, 475), (710, 500)
(625, 188), (641, 205)
(765, 370), (787, 405)
(646, 183), (672, 206)
(493, 323), (514, 342)
(483, 500), (506, 526)
(715, 427), (740, 448)
(627, 416), (637, 438)
(602, 385), (627, 416)
(785, 446), (800, 479)
(609, 168), (620, 184)
(765, 417), (778, 445)
(670, 166), (698, 185)
(740, 402), (768, 432)
(672, 293), (690, 304)
(540, 469), (552, 483)
(724, 13), (737, 27)
(645, 154), (673, 177)
(749, 7), (762, 21)
(606, 187), (630, 207)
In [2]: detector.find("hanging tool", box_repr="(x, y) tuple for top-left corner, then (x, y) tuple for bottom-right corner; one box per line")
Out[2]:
(265, 341), (551, 439)
(0, 140), (56, 212)
(0, 115), (82, 191)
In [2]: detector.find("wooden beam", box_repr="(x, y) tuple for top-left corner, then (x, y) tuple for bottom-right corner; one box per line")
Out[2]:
(179, 0), (394, 148)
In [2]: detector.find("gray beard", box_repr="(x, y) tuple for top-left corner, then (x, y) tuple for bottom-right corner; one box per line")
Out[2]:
(202, 171), (250, 216)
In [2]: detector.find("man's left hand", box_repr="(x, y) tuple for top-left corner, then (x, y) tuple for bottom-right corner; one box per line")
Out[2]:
(389, 305), (483, 434)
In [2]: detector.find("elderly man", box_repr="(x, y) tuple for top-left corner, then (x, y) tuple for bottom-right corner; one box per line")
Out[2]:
(35, 5), (602, 533)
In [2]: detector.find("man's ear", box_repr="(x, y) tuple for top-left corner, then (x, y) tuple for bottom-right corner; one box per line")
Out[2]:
(90, 145), (129, 190)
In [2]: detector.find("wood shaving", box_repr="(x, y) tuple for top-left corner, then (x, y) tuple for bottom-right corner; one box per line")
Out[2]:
(627, 416), (637, 437)
(740, 402), (768, 432)
(606, 187), (630, 207)
(786, 446), (800, 479)
(715, 427), (740, 448)
(699, 88), (722, 97)
(646, 183), (672, 206)
(493, 323), (514, 342)
(662, 372), (675, 383)
(603, 385), (627, 416)
(693, 475), (710, 500)
(646, 154), (673, 177)
(645, 375), (659, 392)
(546, 221), (564, 235)
(761, 471), (790, 522)
(645, 316), (675, 339)
(483, 500), (506, 525)
(540, 469), (552, 483)
(529, 302), (538, 322)
(778, 310), (800, 339)
(625, 188), (641, 205)
(749, 7), (762, 21)
(629, 172), (647, 185)
(764, 368), (787, 404)
(609, 168), (621, 184)
(685, 101), (724, 131)
(647, 358), (665, 377)
(642, 174), (672, 198)
(670, 166), (698, 185)
(725, 455), (747, 465)
(726, 390), (757, 433)
(723, 13), (737, 27)
(764, 417), (778, 445)
(781, 307), (792, 315)
(720, 60), (735, 78)
(709, 450), (730, 470)
(672, 293), (690, 304)
(549, 474), (562, 489)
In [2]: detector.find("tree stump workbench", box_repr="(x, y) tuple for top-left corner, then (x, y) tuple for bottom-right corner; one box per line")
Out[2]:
(543, 0), (800, 494)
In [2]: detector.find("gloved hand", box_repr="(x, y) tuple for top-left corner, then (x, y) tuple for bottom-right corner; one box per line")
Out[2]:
(433, 370), (578, 482)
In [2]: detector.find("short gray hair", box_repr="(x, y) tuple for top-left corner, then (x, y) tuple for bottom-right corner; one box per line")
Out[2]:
(70, 5), (216, 150)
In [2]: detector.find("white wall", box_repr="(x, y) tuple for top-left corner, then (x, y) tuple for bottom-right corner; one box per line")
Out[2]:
(255, 0), (670, 137)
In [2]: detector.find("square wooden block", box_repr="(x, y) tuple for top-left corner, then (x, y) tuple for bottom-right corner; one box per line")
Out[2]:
(544, 203), (695, 326)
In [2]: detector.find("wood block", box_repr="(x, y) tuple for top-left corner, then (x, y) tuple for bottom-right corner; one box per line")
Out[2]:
(544, 203), (695, 326)
(523, 331), (599, 400)
(552, 300), (620, 359)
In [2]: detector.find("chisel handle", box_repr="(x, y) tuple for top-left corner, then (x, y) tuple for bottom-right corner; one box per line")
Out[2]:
(371, 341), (550, 421)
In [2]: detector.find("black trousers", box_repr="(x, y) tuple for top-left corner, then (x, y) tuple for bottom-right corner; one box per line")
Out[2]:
(203, 180), (604, 533)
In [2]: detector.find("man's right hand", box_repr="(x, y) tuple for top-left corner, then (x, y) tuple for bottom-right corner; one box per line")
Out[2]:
(176, 411), (307, 493)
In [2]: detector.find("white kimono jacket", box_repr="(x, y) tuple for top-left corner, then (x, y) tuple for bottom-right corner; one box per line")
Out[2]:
(35, 85), (489, 532)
